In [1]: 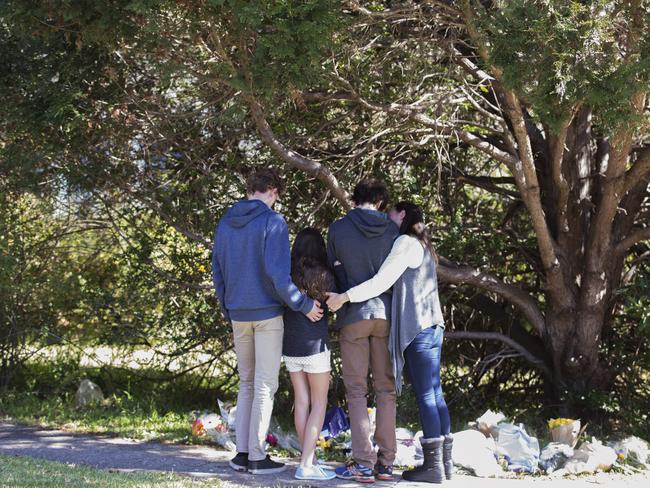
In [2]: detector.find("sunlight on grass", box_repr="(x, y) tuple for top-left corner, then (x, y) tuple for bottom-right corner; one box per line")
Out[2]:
(0, 454), (240, 487)
(0, 358), (225, 445)
(0, 391), (207, 445)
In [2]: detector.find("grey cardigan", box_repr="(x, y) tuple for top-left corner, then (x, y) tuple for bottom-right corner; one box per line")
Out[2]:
(389, 245), (444, 395)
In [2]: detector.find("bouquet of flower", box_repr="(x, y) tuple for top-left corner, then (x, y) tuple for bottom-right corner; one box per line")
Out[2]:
(327, 430), (352, 452)
(190, 411), (236, 451)
(548, 418), (581, 447)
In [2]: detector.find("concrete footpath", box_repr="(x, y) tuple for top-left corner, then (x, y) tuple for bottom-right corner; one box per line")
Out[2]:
(0, 423), (648, 487)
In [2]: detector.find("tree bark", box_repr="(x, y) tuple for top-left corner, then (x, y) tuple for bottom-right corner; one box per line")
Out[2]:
(244, 0), (650, 414)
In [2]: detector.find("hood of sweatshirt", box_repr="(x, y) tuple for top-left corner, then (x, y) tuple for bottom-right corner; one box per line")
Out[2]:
(223, 199), (271, 228)
(347, 207), (394, 238)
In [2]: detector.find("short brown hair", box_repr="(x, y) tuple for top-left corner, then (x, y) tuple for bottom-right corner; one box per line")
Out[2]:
(246, 168), (285, 195)
(352, 178), (389, 210)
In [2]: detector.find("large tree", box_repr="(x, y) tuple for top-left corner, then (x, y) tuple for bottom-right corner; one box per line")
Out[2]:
(295, 0), (650, 406)
(2, 0), (649, 414)
(198, 0), (650, 407)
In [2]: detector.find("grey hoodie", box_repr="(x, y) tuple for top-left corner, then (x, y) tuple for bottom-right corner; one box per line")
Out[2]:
(327, 208), (399, 328)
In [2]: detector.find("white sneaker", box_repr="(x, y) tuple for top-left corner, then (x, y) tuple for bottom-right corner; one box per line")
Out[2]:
(295, 465), (337, 481)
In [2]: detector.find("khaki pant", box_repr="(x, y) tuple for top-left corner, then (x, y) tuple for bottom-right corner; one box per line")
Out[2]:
(231, 316), (284, 461)
(340, 319), (397, 468)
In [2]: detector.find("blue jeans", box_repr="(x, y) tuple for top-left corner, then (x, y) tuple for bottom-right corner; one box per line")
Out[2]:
(404, 325), (451, 438)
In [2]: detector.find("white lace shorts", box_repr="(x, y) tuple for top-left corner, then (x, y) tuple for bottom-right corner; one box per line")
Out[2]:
(283, 349), (331, 374)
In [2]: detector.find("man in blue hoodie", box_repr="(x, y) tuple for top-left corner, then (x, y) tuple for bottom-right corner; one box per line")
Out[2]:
(212, 168), (323, 474)
(327, 178), (399, 483)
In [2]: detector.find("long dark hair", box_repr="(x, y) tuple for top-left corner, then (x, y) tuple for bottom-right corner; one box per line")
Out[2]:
(291, 228), (334, 304)
(393, 201), (438, 262)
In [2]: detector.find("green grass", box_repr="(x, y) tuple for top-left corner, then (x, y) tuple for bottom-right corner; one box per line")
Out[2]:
(3, 352), (646, 462)
(0, 454), (238, 488)
(0, 358), (231, 445)
(0, 391), (199, 444)
(0, 357), (345, 461)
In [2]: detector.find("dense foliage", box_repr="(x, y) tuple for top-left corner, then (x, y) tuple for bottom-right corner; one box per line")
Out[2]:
(1, 1), (648, 436)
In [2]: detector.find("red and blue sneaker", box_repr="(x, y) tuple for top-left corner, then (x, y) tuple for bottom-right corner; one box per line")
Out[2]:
(335, 461), (375, 483)
(374, 463), (394, 481)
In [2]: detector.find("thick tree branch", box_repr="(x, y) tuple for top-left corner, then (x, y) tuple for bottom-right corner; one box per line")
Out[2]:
(457, 1), (571, 305)
(300, 90), (355, 105)
(445, 330), (552, 379)
(577, 101), (645, 349)
(549, 117), (572, 235)
(456, 174), (520, 199)
(501, 92), (561, 268)
(452, 51), (494, 84)
(582, 104), (645, 316)
(614, 226), (650, 257)
(623, 146), (650, 194)
(586, 0), (649, 256)
(245, 95), (353, 210)
(437, 257), (546, 337)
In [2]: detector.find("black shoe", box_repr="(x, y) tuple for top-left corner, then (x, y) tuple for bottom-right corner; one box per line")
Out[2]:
(374, 463), (394, 481)
(402, 436), (444, 484)
(229, 452), (248, 472)
(248, 455), (286, 475)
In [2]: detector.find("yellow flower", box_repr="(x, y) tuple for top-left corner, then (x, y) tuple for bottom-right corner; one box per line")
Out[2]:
(548, 418), (576, 429)
(317, 437), (331, 449)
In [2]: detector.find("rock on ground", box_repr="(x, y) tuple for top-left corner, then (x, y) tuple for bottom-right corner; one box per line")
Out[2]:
(74, 379), (104, 408)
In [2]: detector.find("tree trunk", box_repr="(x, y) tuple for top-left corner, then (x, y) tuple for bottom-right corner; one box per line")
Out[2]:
(241, 2), (650, 419)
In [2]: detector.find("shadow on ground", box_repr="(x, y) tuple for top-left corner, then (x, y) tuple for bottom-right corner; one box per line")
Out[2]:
(1, 423), (648, 488)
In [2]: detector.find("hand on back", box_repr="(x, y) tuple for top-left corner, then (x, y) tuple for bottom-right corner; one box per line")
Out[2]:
(305, 300), (324, 322)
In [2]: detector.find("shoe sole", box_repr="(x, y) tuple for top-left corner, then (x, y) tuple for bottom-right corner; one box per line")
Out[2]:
(335, 475), (375, 483)
(295, 474), (337, 481)
(375, 475), (394, 481)
(229, 461), (247, 472)
(402, 475), (444, 483)
(249, 466), (287, 475)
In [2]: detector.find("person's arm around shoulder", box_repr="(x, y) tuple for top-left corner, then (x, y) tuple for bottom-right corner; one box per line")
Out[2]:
(264, 213), (322, 321)
(326, 235), (422, 311)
